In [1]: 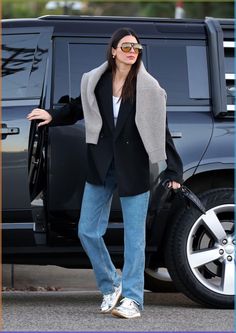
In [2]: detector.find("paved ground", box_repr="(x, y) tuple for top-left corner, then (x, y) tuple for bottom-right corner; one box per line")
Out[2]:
(3, 291), (234, 332)
(2, 265), (234, 332)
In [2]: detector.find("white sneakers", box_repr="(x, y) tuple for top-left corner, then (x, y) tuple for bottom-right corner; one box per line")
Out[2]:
(100, 286), (141, 319)
(100, 284), (122, 313)
(112, 297), (141, 319)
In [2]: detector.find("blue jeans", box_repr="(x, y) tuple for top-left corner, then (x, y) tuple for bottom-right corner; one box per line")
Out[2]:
(78, 166), (150, 308)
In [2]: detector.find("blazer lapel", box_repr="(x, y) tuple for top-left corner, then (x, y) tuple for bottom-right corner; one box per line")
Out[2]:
(96, 71), (114, 132)
(114, 99), (133, 140)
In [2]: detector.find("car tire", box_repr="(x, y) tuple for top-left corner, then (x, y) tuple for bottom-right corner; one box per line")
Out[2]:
(165, 188), (234, 308)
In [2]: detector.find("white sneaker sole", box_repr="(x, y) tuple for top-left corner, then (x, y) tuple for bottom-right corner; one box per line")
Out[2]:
(111, 308), (141, 319)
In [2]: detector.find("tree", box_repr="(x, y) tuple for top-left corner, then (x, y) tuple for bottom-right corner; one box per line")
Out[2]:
(2, 0), (234, 19)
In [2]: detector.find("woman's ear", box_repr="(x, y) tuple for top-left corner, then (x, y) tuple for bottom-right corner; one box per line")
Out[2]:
(112, 47), (116, 58)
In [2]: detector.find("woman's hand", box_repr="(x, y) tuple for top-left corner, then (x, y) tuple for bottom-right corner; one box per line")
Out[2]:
(27, 108), (52, 127)
(168, 180), (181, 190)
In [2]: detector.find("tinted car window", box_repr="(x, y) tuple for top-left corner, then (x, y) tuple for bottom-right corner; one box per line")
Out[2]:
(69, 44), (107, 99)
(186, 46), (210, 99)
(147, 41), (210, 106)
(224, 46), (234, 108)
(224, 47), (234, 73)
(2, 34), (38, 100)
(53, 40), (107, 104)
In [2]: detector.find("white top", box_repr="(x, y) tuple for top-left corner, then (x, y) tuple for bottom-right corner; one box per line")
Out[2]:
(113, 96), (121, 126)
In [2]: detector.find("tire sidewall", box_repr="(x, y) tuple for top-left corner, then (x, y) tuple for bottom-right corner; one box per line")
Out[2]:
(166, 188), (234, 308)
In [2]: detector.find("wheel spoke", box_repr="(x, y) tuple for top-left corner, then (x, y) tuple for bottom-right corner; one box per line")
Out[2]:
(221, 260), (235, 295)
(188, 248), (221, 268)
(201, 210), (227, 241)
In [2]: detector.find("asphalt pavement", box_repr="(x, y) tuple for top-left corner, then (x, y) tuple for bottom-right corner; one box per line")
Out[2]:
(2, 265), (234, 332)
(3, 290), (234, 332)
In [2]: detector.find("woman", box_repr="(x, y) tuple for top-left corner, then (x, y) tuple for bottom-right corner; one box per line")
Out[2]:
(27, 28), (183, 319)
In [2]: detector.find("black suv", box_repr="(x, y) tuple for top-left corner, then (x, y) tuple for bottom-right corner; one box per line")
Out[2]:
(2, 15), (234, 309)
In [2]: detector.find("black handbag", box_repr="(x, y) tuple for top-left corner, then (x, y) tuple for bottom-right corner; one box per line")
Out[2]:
(149, 178), (206, 216)
(178, 185), (206, 214)
(146, 177), (206, 248)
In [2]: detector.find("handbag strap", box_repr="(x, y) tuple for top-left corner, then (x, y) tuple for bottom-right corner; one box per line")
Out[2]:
(179, 185), (206, 214)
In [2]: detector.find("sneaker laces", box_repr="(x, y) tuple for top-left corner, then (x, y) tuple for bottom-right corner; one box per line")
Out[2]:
(101, 294), (111, 306)
(101, 284), (121, 309)
(120, 297), (138, 308)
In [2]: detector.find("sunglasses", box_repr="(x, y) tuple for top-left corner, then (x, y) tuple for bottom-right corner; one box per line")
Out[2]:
(119, 42), (143, 54)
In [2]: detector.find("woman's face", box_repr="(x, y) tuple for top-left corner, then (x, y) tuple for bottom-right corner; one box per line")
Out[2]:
(112, 35), (140, 67)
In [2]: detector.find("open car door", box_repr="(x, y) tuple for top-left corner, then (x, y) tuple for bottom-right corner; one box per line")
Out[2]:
(2, 25), (53, 248)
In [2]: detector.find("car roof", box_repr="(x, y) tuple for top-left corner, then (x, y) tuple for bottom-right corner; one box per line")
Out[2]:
(2, 16), (233, 38)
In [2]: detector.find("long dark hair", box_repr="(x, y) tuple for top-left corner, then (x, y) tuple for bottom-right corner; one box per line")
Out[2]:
(107, 28), (142, 102)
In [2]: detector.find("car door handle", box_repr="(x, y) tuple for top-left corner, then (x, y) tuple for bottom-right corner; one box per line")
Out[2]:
(171, 131), (182, 138)
(1, 123), (20, 139)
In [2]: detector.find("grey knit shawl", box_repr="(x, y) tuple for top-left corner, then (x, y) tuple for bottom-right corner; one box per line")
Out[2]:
(81, 61), (167, 163)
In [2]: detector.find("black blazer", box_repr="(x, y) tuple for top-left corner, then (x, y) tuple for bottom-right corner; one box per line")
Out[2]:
(50, 70), (183, 196)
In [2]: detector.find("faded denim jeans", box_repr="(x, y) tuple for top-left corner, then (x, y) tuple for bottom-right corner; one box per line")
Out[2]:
(78, 165), (150, 308)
